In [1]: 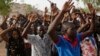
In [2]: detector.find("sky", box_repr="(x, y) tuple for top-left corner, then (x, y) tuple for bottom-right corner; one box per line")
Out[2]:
(13, 0), (85, 11)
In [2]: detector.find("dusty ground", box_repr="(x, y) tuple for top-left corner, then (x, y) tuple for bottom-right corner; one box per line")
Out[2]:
(0, 41), (99, 56)
(0, 41), (6, 56)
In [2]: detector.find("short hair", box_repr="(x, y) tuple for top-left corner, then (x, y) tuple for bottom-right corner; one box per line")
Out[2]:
(51, 3), (55, 7)
(61, 22), (75, 34)
(10, 28), (21, 38)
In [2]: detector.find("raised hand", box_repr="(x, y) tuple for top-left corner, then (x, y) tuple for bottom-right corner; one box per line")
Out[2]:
(62, 0), (74, 12)
(10, 24), (16, 29)
(47, 0), (53, 4)
(29, 13), (37, 23)
(87, 3), (96, 14)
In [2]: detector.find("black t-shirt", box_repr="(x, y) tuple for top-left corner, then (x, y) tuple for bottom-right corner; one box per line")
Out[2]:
(8, 37), (25, 56)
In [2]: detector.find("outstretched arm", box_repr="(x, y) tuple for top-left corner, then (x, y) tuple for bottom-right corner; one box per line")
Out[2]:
(80, 3), (95, 40)
(21, 14), (37, 38)
(81, 15), (95, 40)
(21, 21), (32, 38)
(47, 0), (53, 4)
(47, 0), (74, 42)
(77, 17), (90, 33)
(0, 25), (15, 42)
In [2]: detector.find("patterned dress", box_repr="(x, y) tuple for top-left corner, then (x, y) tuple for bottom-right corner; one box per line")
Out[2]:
(80, 36), (97, 56)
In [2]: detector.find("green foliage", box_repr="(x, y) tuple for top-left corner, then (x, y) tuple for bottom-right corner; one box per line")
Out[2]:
(0, 0), (12, 16)
(25, 5), (33, 14)
(97, 0), (100, 5)
(82, 7), (90, 13)
(77, 0), (100, 11)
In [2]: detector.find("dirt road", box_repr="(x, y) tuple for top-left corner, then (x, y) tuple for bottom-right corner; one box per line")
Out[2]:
(0, 41), (6, 56)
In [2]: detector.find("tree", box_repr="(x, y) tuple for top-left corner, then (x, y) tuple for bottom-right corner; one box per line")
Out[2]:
(0, 0), (12, 16)
(77, 0), (100, 12)
(25, 4), (33, 14)
(77, 0), (100, 4)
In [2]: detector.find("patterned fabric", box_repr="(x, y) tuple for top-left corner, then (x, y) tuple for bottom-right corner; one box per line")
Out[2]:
(6, 18), (16, 27)
(81, 37), (97, 56)
(8, 37), (25, 56)
(28, 34), (52, 56)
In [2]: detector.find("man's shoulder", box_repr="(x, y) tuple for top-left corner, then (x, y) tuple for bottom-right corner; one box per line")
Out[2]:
(28, 34), (36, 36)
(43, 34), (49, 38)
(28, 34), (36, 39)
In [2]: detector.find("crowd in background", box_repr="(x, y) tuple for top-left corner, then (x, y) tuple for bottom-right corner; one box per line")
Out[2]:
(0, 0), (100, 56)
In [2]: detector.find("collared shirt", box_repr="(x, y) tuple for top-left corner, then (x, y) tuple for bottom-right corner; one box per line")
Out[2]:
(28, 34), (52, 56)
(54, 33), (82, 56)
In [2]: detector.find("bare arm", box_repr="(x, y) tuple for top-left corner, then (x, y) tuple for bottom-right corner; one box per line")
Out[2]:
(21, 22), (32, 38)
(47, 0), (53, 4)
(81, 3), (95, 39)
(23, 21), (29, 29)
(81, 14), (95, 40)
(61, 13), (68, 23)
(62, 16), (66, 23)
(47, 0), (73, 41)
(77, 17), (90, 33)
(0, 27), (13, 42)
(79, 13), (86, 24)
(0, 16), (8, 29)
(47, 11), (65, 41)
(21, 14), (36, 38)
(77, 23), (89, 33)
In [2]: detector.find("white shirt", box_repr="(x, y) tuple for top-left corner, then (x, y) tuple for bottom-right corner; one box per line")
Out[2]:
(6, 18), (16, 27)
(28, 34), (52, 56)
(97, 34), (100, 41)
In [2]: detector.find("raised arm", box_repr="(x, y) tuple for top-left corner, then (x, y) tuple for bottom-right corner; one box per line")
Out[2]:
(80, 3), (95, 39)
(47, 0), (53, 4)
(47, 0), (74, 41)
(77, 16), (90, 33)
(81, 16), (94, 39)
(61, 13), (68, 23)
(21, 21), (32, 37)
(21, 14), (37, 37)
(0, 25), (15, 42)
(0, 16), (8, 29)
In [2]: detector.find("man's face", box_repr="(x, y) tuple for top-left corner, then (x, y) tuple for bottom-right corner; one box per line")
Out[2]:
(37, 26), (44, 37)
(66, 27), (77, 39)
(71, 13), (77, 20)
(37, 26), (41, 33)
(51, 4), (57, 12)
(12, 31), (19, 39)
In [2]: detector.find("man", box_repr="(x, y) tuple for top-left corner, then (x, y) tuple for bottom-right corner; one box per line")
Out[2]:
(47, 0), (95, 56)
(22, 13), (52, 56)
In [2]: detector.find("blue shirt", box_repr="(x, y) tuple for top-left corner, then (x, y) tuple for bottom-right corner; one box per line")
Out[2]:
(55, 33), (82, 56)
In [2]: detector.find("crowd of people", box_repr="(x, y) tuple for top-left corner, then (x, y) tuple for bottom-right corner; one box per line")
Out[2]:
(0, 0), (100, 56)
